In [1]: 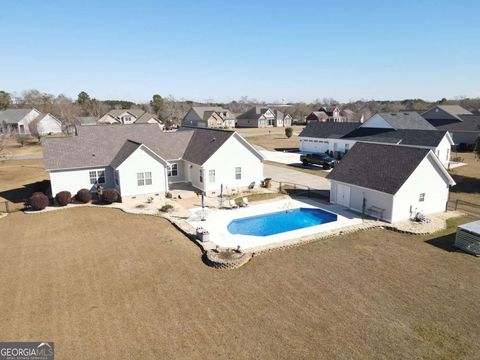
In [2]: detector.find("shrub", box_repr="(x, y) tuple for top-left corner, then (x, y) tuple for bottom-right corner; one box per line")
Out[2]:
(16, 134), (30, 147)
(100, 189), (119, 204)
(28, 192), (49, 211)
(75, 189), (92, 203)
(55, 191), (71, 206)
(160, 204), (174, 213)
(285, 127), (293, 138)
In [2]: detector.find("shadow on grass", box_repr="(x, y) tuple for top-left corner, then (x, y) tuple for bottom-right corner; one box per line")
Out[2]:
(425, 233), (458, 252)
(0, 180), (51, 203)
(450, 174), (480, 195)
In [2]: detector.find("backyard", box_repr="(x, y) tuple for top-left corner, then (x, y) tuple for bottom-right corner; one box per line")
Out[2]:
(0, 207), (479, 359)
(448, 151), (480, 214)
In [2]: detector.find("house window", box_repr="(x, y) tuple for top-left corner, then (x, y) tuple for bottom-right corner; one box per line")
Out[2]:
(199, 169), (203, 183)
(89, 171), (97, 185)
(137, 172), (145, 186)
(446, 149), (450, 161)
(209, 169), (215, 183)
(168, 163), (178, 177)
(419, 193), (425, 202)
(145, 172), (152, 185)
(89, 170), (105, 184)
(235, 167), (241, 180)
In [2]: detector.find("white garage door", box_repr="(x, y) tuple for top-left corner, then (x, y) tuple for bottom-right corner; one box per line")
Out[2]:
(336, 184), (350, 207)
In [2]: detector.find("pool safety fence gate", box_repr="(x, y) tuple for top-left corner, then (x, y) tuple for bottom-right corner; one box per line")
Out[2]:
(271, 180), (329, 201)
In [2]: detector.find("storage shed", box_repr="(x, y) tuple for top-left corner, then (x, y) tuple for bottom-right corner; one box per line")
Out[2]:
(455, 220), (480, 256)
(327, 143), (456, 223)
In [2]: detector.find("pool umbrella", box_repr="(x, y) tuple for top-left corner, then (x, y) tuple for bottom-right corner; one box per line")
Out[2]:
(220, 184), (224, 208)
(201, 192), (206, 221)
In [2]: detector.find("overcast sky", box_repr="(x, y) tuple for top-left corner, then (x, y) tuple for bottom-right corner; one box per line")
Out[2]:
(1, 0), (479, 103)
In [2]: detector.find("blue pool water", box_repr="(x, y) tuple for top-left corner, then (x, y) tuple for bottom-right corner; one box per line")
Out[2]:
(227, 207), (338, 237)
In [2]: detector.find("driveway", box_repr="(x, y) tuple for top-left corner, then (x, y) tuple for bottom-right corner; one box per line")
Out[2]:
(264, 164), (330, 190)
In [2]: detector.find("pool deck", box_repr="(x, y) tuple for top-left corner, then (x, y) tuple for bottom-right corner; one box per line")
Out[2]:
(186, 198), (364, 251)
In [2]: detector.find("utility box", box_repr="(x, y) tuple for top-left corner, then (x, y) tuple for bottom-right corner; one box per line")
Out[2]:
(455, 220), (480, 256)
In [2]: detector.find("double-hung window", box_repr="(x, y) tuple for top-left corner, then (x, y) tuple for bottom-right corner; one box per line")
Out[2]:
(145, 172), (152, 185)
(137, 172), (145, 186)
(209, 170), (215, 183)
(235, 167), (241, 180)
(89, 170), (105, 185)
(168, 164), (178, 177)
(199, 169), (203, 183)
(419, 193), (425, 202)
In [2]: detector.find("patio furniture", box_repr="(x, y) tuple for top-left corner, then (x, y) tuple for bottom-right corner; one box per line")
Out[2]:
(229, 199), (238, 209)
(240, 197), (249, 207)
(248, 181), (255, 190)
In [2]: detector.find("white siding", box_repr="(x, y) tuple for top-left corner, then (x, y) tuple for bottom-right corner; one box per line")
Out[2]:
(433, 134), (452, 168)
(300, 137), (355, 155)
(360, 114), (393, 129)
(49, 166), (114, 196)
(167, 160), (186, 183)
(116, 147), (167, 196)
(37, 114), (62, 135)
(391, 156), (450, 222)
(200, 135), (263, 192)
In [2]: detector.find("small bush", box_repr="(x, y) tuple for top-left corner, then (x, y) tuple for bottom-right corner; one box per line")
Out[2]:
(100, 189), (119, 204)
(29, 192), (49, 211)
(75, 189), (92, 203)
(55, 191), (71, 206)
(160, 204), (174, 213)
(285, 127), (293, 138)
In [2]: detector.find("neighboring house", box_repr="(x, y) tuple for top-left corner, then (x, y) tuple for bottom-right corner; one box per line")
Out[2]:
(360, 111), (436, 130)
(236, 106), (292, 128)
(299, 120), (453, 168)
(327, 143), (455, 223)
(341, 109), (364, 123)
(422, 105), (480, 147)
(42, 124), (264, 197)
(181, 107), (235, 128)
(305, 106), (354, 123)
(0, 108), (62, 135)
(98, 109), (163, 127)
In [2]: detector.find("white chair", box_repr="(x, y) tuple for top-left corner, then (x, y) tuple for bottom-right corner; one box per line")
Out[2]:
(229, 199), (238, 209)
(240, 197), (249, 207)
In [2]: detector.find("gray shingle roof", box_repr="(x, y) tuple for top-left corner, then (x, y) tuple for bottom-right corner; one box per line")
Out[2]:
(237, 106), (271, 120)
(42, 124), (242, 171)
(300, 122), (448, 147)
(190, 106), (233, 121)
(43, 124), (194, 170)
(76, 116), (98, 125)
(299, 122), (360, 138)
(180, 126), (235, 165)
(135, 112), (161, 124)
(107, 109), (145, 119)
(373, 111), (436, 130)
(0, 108), (39, 124)
(428, 115), (480, 132)
(327, 143), (431, 194)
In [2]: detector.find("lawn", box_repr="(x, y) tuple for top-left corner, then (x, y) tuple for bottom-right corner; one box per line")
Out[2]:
(0, 207), (479, 359)
(0, 137), (43, 158)
(448, 151), (480, 213)
(246, 134), (299, 151)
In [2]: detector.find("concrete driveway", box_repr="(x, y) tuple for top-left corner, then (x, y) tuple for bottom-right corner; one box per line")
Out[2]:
(264, 164), (330, 190)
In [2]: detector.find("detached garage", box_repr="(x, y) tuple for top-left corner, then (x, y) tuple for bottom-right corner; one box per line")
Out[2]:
(327, 143), (456, 223)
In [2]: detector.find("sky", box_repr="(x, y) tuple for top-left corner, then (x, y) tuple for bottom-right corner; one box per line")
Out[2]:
(1, 0), (479, 103)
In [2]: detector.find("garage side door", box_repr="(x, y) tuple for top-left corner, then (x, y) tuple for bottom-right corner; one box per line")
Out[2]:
(336, 184), (351, 207)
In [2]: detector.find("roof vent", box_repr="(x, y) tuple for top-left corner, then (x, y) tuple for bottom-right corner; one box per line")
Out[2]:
(92, 153), (95, 157)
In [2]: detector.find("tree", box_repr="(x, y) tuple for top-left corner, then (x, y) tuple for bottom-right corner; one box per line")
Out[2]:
(285, 127), (293, 138)
(77, 91), (91, 106)
(28, 119), (41, 141)
(0, 91), (12, 110)
(150, 94), (164, 118)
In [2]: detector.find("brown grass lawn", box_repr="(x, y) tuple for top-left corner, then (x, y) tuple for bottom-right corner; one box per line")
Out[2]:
(246, 134), (299, 151)
(448, 152), (480, 213)
(0, 207), (479, 359)
(1, 138), (43, 157)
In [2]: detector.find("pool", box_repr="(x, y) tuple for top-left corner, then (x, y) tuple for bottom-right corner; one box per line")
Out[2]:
(227, 207), (338, 236)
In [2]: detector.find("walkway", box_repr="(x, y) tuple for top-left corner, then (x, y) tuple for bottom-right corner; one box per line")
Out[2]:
(264, 164), (330, 190)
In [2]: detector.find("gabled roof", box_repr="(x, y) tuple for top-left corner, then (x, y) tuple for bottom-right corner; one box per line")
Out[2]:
(189, 106), (232, 121)
(180, 126), (235, 165)
(299, 122), (449, 147)
(237, 106), (273, 120)
(327, 143), (454, 195)
(423, 105), (473, 121)
(369, 111), (436, 130)
(135, 112), (161, 124)
(299, 122), (360, 138)
(42, 124), (256, 171)
(76, 116), (98, 125)
(107, 109), (145, 119)
(0, 108), (39, 124)
(428, 115), (480, 132)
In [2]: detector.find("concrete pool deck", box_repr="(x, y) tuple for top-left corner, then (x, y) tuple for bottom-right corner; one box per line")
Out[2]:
(186, 198), (364, 252)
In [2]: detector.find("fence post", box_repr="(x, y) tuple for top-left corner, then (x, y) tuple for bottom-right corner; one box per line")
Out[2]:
(279, 182), (282, 193)
(5, 201), (9, 213)
(455, 199), (458, 210)
(308, 187), (310, 197)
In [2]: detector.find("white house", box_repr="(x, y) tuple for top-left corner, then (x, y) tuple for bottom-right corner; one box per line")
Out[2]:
(299, 117), (454, 168)
(0, 108), (62, 135)
(42, 124), (264, 197)
(327, 143), (456, 223)
(236, 106), (292, 128)
(181, 107), (236, 128)
(98, 109), (163, 127)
